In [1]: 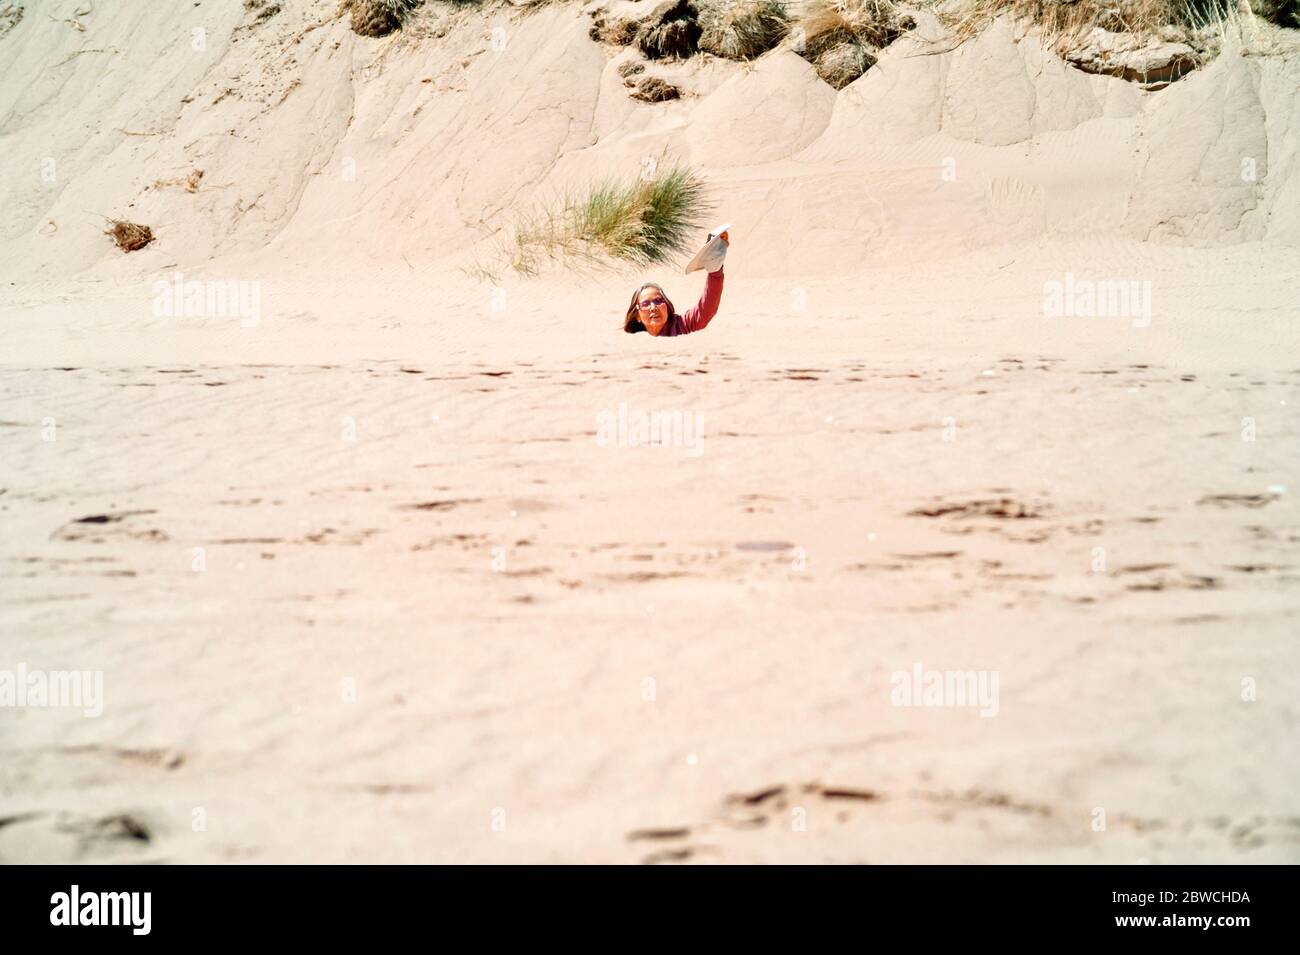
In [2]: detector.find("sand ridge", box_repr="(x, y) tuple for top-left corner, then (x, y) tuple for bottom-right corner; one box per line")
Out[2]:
(1, 1), (1298, 863)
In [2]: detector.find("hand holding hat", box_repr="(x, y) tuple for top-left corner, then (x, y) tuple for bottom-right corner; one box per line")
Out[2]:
(684, 223), (732, 274)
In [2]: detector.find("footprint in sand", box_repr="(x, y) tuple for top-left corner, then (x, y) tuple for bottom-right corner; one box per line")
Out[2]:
(908, 496), (1050, 520)
(0, 811), (155, 864)
(1197, 493), (1279, 509)
(626, 782), (882, 864)
(50, 511), (169, 543)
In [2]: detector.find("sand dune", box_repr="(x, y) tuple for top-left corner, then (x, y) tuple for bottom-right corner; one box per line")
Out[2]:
(1, 0), (1298, 863)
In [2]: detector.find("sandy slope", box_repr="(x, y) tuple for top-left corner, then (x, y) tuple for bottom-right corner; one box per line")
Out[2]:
(1, 1), (1299, 863)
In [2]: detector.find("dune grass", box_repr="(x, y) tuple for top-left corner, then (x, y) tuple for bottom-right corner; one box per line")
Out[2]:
(947, 0), (1155, 44)
(509, 163), (712, 275)
(697, 0), (792, 59)
(345, 0), (423, 36)
(793, 0), (1295, 57)
(799, 0), (915, 49)
(788, 0), (915, 87)
(782, 0), (1296, 76)
(941, 0), (1295, 47)
(637, 0), (702, 59)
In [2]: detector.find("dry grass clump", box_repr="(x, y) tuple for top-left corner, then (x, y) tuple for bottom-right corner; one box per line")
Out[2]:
(792, 0), (915, 88)
(813, 38), (878, 86)
(637, 0), (703, 58)
(592, 0), (793, 62)
(947, 0), (1160, 43)
(943, 0), (1296, 48)
(589, 0), (698, 55)
(630, 75), (683, 100)
(344, 0), (422, 37)
(697, 0), (792, 59)
(105, 220), (154, 253)
(617, 60), (684, 100)
(778, 0), (1300, 86)
(804, 0), (914, 48)
(592, 0), (1297, 71)
(510, 163), (711, 274)
(590, 9), (640, 44)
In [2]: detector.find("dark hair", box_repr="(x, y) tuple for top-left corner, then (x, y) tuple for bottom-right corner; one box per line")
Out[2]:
(623, 282), (676, 334)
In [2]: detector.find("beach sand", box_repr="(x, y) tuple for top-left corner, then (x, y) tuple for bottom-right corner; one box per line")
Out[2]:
(1, 1), (1298, 863)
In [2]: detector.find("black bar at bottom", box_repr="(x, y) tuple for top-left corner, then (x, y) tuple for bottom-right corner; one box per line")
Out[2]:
(0, 865), (1288, 941)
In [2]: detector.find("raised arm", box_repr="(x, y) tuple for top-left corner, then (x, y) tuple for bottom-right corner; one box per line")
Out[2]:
(680, 265), (724, 334)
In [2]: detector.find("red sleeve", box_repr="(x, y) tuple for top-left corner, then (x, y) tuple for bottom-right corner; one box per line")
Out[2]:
(680, 265), (724, 334)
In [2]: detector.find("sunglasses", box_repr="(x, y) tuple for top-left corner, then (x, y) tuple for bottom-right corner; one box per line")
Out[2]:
(637, 297), (666, 311)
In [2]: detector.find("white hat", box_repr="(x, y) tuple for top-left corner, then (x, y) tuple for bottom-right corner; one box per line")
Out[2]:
(684, 223), (731, 274)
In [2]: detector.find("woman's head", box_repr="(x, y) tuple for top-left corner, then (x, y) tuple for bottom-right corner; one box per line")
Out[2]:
(624, 282), (675, 336)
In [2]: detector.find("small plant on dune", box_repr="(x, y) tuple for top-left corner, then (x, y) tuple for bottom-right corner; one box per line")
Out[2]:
(637, 0), (704, 58)
(590, 9), (640, 45)
(812, 38), (877, 87)
(630, 75), (683, 100)
(944, 0), (1296, 48)
(948, 0), (1148, 42)
(105, 219), (154, 253)
(344, 0), (423, 38)
(792, 0), (915, 88)
(594, 0), (794, 61)
(511, 164), (712, 274)
(697, 0), (792, 59)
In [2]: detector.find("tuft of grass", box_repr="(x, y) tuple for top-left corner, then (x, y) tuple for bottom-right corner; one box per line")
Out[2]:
(809, 0), (1300, 76)
(938, 0), (1296, 49)
(105, 219), (154, 253)
(510, 163), (713, 275)
(802, 0), (914, 49)
(947, 0), (1155, 44)
(814, 38), (878, 87)
(697, 0), (792, 59)
(595, 0), (798, 62)
(629, 75), (682, 100)
(791, 0), (914, 87)
(637, 0), (703, 59)
(345, 0), (423, 37)
(590, 10), (640, 45)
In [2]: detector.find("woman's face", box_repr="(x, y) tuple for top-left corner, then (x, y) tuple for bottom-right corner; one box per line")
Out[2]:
(637, 286), (669, 336)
